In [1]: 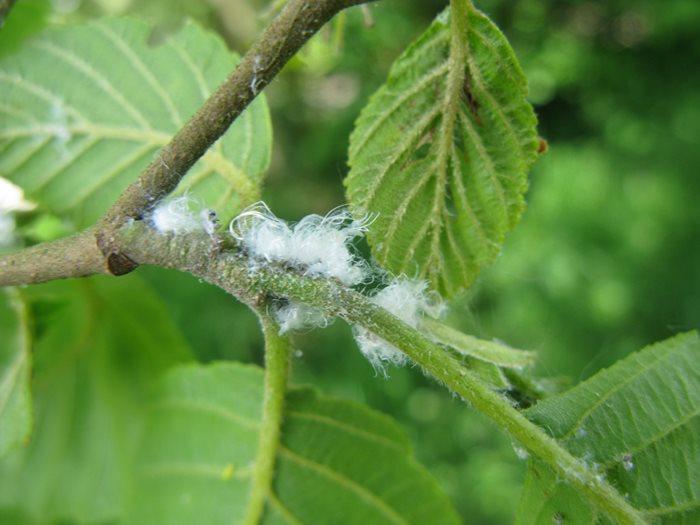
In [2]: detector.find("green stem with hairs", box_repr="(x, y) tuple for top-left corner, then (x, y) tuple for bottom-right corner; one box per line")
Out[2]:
(117, 224), (647, 525)
(242, 313), (291, 525)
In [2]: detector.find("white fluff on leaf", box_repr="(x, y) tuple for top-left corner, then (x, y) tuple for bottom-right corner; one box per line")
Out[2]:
(354, 277), (445, 375)
(150, 196), (219, 235)
(229, 202), (373, 286)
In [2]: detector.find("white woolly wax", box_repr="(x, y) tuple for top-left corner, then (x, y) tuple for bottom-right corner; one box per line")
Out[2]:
(229, 202), (373, 286)
(150, 196), (219, 235)
(353, 277), (444, 375)
(229, 203), (446, 374)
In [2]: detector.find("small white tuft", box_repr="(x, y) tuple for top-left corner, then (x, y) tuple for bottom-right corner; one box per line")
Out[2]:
(199, 208), (220, 235)
(250, 55), (263, 95)
(230, 202), (373, 286)
(512, 443), (529, 460)
(273, 301), (330, 335)
(354, 276), (445, 375)
(621, 453), (634, 471)
(50, 99), (71, 144)
(0, 177), (35, 248)
(150, 196), (219, 235)
(372, 277), (445, 324)
(0, 177), (35, 213)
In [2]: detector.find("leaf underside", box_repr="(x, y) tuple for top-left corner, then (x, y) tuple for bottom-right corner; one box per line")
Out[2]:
(128, 362), (460, 525)
(0, 17), (271, 227)
(346, 7), (538, 298)
(0, 288), (31, 457)
(517, 332), (700, 525)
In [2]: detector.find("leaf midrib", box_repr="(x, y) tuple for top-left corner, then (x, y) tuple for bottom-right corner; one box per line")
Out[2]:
(422, 0), (471, 280)
(555, 342), (691, 442)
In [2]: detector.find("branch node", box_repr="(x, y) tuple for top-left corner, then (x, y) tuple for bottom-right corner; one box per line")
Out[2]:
(106, 252), (138, 276)
(97, 230), (138, 276)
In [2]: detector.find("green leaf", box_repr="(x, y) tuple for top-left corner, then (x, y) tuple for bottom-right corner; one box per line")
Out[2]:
(0, 276), (192, 523)
(128, 362), (460, 525)
(463, 356), (511, 390)
(346, 4), (538, 298)
(0, 288), (32, 457)
(421, 317), (536, 369)
(517, 459), (598, 525)
(0, 0), (51, 58)
(0, 17), (271, 227)
(517, 332), (700, 524)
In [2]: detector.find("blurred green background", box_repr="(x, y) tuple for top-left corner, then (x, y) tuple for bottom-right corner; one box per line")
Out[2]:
(3, 0), (699, 523)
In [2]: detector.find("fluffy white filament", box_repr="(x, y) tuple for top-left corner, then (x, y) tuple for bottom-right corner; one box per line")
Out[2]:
(229, 202), (373, 286)
(229, 203), (445, 372)
(354, 277), (444, 374)
(273, 301), (330, 335)
(150, 196), (219, 235)
(0, 177), (35, 248)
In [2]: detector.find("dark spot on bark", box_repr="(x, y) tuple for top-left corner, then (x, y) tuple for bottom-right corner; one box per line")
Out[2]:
(107, 253), (138, 276)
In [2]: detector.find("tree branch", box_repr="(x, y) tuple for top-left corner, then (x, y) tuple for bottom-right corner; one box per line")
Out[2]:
(97, 0), (377, 255)
(0, 0), (376, 286)
(0, 228), (108, 286)
(115, 222), (647, 525)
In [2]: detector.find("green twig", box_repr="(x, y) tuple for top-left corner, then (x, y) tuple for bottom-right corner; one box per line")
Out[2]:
(342, 302), (647, 525)
(117, 224), (646, 525)
(242, 313), (290, 525)
(0, 0), (379, 285)
(97, 0), (378, 260)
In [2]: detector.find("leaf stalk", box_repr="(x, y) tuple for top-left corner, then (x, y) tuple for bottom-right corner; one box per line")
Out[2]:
(242, 314), (291, 525)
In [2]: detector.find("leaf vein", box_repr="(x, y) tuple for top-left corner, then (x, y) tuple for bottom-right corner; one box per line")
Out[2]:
(152, 399), (260, 431)
(267, 492), (306, 525)
(32, 40), (151, 129)
(1, 135), (53, 175)
(168, 41), (230, 164)
(279, 446), (409, 525)
(390, 30), (449, 78)
(0, 103), (38, 123)
(285, 410), (403, 452)
(61, 142), (157, 209)
(351, 62), (448, 156)
(33, 136), (100, 191)
(560, 348), (688, 441)
(0, 72), (88, 123)
(458, 112), (508, 214)
(361, 106), (441, 211)
(93, 23), (183, 128)
(449, 142), (491, 250)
